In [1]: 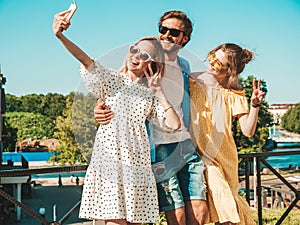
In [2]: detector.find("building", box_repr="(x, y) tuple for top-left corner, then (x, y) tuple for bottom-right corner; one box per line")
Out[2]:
(17, 138), (59, 152)
(267, 103), (297, 123)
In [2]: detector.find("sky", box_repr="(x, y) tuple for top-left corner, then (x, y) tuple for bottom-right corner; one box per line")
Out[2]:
(0, 0), (300, 105)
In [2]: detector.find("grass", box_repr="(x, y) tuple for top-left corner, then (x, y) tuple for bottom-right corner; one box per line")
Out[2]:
(143, 209), (300, 225)
(252, 209), (300, 225)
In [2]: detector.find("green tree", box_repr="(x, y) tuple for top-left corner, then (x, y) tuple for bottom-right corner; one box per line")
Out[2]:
(233, 75), (272, 152)
(72, 92), (98, 163)
(2, 119), (18, 152)
(20, 94), (44, 114)
(50, 92), (96, 165)
(2, 112), (56, 151)
(281, 103), (300, 134)
(5, 94), (22, 112)
(40, 93), (66, 121)
(6, 93), (66, 120)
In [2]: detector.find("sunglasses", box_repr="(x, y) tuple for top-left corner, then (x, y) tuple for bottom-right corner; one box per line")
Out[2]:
(159, 25), (183, 37)
(129, 45), (154, 62)
(207, 52), (226, 71)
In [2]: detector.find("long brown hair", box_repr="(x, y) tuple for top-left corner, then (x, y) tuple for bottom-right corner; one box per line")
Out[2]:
(207, 43), (253, 90)
(121, 37), (165, 78)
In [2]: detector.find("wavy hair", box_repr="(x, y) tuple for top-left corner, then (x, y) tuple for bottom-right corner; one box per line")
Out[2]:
(207, 43), (254, 90)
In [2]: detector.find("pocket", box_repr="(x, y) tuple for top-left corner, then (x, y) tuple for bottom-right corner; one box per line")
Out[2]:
(155, 143), (178, 161)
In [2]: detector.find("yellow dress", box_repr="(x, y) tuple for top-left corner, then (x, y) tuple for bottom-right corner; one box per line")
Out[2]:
(189, 78), (256, 225)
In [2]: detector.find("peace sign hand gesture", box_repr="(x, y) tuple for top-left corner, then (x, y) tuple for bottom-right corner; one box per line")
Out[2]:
(144, 63), (162, 93)
(251, 79), (265, 107)
(143, 64), (181, 130)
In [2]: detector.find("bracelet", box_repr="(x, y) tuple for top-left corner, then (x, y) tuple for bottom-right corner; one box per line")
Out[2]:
(164, 106), (173, 112)
(251, 103), (261, 108)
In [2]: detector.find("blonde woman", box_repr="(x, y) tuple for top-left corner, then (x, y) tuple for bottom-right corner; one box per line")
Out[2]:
(52, 10), (181, 225)
(190, 43), (265, 225)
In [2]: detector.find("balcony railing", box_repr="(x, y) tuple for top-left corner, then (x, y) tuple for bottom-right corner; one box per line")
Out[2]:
(0, 149), (299, 225)
(239, 149), (300, 225)
(0, 165), (88, 225)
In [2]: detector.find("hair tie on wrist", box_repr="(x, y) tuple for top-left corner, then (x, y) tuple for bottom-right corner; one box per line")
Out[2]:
(252, 103), (261, 108)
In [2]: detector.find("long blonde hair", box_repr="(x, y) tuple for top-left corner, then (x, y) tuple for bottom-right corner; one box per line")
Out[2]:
(207, 43), (253, 90)
(120, 37), (165, 78)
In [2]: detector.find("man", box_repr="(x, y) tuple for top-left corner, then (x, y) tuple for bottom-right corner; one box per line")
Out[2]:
(94, 11), (208, 225)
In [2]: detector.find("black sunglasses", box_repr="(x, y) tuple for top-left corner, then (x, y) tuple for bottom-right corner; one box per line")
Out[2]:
(159, 25), (183, 37)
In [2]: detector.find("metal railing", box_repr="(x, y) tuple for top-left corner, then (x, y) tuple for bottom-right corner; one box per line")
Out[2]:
(0, 165), (87, 225)
(239, 149), (300, 225)
(0, 150), (300, 225)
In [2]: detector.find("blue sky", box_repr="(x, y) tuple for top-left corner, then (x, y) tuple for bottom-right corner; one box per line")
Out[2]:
(0, 0), (299, 105)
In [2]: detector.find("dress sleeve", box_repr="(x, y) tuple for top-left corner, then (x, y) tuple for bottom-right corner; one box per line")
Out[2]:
(147, 96), (174, 131)
(229, 90), (249, 118)
(79, 59), (119, 99)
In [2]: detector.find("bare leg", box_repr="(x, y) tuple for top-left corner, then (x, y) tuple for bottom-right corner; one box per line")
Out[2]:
(185, 200), (208, 225)
(165, 207), (186, 225)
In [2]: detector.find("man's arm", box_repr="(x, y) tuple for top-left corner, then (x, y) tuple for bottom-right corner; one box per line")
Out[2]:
(94, 99), (114, 124)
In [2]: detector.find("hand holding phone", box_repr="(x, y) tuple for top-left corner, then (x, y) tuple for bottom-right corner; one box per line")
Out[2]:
(65, 1), (77, 22)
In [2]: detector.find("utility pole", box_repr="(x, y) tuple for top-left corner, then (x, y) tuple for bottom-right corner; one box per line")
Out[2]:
(0, 64), (7, 168)
(0, 64), (6, 225)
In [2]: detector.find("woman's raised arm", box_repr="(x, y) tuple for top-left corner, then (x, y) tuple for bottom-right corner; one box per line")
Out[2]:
(52, 10), (93, 70)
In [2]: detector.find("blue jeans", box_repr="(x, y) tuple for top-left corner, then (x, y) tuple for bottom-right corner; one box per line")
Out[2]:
(152, 139), (207, 211)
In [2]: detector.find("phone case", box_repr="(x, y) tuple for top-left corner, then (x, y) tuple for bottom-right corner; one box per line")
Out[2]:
(66, 1), (77, 21)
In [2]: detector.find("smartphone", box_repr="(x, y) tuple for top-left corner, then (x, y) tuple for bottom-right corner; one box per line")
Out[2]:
(65, 1), (77, 21)
(148, 62), (157, 74)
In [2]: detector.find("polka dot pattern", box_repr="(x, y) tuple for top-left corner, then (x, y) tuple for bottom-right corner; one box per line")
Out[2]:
(78, 60), (161, 223)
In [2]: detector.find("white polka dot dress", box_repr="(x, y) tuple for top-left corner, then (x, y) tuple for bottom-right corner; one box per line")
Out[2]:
(79, 60), (162, 223)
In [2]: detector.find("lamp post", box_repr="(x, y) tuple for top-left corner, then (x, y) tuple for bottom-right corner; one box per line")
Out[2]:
(0, 65), (6, 167)
(0, 65), (6, 225)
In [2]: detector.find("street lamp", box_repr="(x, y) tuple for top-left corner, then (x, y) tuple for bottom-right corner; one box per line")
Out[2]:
(0, 65), (7, 167)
